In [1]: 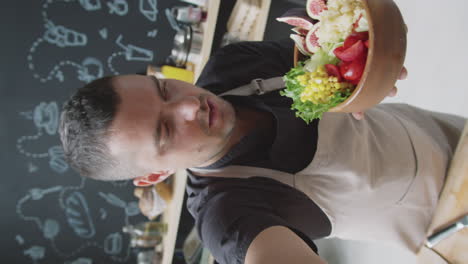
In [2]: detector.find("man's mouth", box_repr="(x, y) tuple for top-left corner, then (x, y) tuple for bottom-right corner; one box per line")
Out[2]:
(207, 99), (216, 128)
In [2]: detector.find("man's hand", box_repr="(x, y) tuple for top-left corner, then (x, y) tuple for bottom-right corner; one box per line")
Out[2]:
(352, 66), (408, 120)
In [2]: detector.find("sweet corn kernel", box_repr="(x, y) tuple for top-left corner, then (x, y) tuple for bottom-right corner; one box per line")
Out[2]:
(296, 65), (355, 105)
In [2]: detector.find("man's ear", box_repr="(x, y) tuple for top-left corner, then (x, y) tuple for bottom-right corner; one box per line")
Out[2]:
(133, 170), (175, 187)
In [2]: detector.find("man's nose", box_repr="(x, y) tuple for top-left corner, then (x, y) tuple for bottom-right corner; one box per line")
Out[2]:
(173, 96), (200, 121)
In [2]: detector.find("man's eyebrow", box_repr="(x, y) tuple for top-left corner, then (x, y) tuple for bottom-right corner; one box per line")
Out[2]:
(149, 75), (163, 100)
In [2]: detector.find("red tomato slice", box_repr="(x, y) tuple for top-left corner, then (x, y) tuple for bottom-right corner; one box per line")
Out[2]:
(324, 64), (342, 81)
(364, 40), (370, 48)
(334, 40), (365, 62)
(344, 32), (369, 49)
(339, 57), (366, 83)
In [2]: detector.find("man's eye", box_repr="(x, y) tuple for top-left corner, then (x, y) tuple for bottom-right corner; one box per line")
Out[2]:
(162, 81), (169, 100)
(159, 122), (171, 150)
(164, 122), (171, 141)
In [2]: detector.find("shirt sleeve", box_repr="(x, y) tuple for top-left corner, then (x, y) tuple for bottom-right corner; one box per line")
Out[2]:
(186, 174), (326, 264)
(196, 38), (295, 95)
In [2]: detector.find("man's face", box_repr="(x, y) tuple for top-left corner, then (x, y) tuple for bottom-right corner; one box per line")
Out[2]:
(106, 75), (237, 178)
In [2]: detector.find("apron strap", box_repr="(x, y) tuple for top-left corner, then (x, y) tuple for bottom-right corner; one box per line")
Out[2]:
(219, 77), (285, 97)
(189, 165), (295, 188)
(191, 78), (292, 186)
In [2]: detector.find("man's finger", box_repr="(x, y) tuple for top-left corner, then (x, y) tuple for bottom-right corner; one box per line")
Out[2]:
(388, 86), (398, 97)
(399, 67), (408, 80)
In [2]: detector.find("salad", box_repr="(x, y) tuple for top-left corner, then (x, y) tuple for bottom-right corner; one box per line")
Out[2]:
(277, 0), (370, 122)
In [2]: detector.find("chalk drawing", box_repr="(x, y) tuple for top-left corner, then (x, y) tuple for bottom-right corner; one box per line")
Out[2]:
(28, 39), (103, 83)
(24, 246), (45, 264)
(66, 257), (93, 264)
(107, 51), (126, 75)
(99, 192), (140, 217)
(16, 186), (62, 232)
(99, 208), (107, 220)
(28, 162), (39, 173)
(49, 145), (69, 173)
(27, 22), (108, 83)
(16, 235), (25, 245)
(147, 29), (158, 38)
(116, 35), (154, 61)
(77, 57), (104, 83)
(17, 0), (164, 261)
(41, 0), (66, 23)
(43, 218), (60, 239)
(33, 101), (59, 135)
(140, 0), (158, 22)
(107, 0), (129, 16)
(42, 0), (100, 24)
(104, 232), (123, 255)
(58, 177), (87, 210)
(55, 70), (64, 82)
(99, 28), (108, 39)
(125, 201), (140, 217)
(44, 21), (88, 48)
(98, 192), (127, 208)
(79, 0), (102, 11)
(28, 54), (82, 83)
(30, 0), (161, 83)
(30, 186), (63, 200)
(108, 35), (154, 75)
(16, 178), (135, 261)
(17, 101), (72, 173)
(41, 0), (53, 23)
(65, 191), (96, 239)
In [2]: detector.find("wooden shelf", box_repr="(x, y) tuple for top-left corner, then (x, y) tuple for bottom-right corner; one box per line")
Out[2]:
(248, 0), (272, 41)
(160, 170), (188, 264)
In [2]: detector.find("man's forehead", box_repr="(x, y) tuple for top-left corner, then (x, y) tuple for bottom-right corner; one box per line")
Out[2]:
(112, 74), (151, 89)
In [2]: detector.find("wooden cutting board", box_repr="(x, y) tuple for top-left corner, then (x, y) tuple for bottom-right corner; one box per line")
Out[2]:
(417, 121), (468, 264)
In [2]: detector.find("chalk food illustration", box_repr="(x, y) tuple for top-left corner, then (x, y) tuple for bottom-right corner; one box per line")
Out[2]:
(16, 178), (140, 262)
(99, 27), (108, 39)
(24, 246), (46, 264)
(17, 101), (69, 174)
(28, 0), (161, 83)
(140, 0), (158, 22)
(106, 0), (129, 16)
(14, 0), (172, 262)
(79, 0), (102, 11)
(108, 35), (155, 75)
(147, 29), (159, 38)
(65, 257), (93, 264)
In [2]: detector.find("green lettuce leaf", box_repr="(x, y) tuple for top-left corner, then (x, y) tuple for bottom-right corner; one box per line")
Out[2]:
(281, 61), (352, 123)
(303, 43), (342, 72)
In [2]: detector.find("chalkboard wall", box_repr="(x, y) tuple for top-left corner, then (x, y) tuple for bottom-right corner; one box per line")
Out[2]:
(0, 0), (184, 263)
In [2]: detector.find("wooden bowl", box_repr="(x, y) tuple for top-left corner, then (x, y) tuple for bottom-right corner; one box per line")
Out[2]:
(294, 0), (407, 113)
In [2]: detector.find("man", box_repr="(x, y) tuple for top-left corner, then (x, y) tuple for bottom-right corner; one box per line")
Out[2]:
(59, 39), (466, 264)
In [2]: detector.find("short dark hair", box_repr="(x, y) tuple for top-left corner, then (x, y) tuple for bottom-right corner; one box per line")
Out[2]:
(59, 76), (125, 181)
